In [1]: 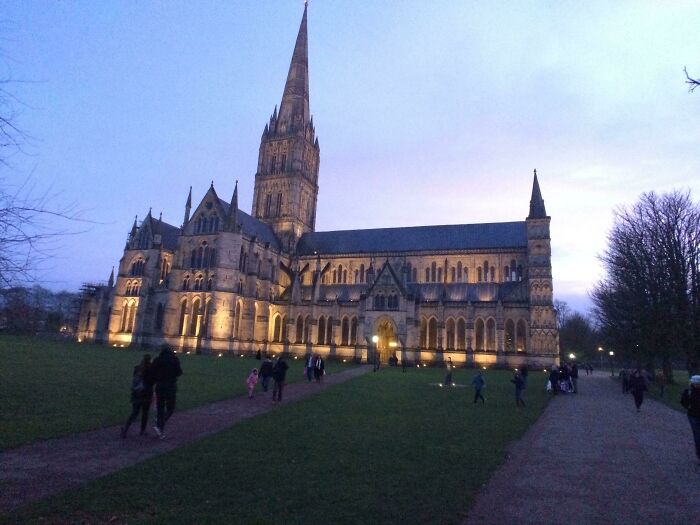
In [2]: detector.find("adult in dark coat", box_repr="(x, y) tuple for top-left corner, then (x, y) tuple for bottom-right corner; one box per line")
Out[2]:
(150, 345), (183, 438)
(680, 375), (700, 464)
(520, 364), (529, 388)
(549, 367), (560, 395)
(629, 369), (647, 412)
(570, 363), (579, 393)
(259, 355), (274, 392)
(121, 354), (153, 438)
(272, 356), (289, 403)
(314, 355), (325, 383)
(512, 372), (526, 407)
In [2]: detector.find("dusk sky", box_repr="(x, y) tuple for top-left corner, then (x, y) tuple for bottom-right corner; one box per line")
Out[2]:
(2, 1), (699, 313)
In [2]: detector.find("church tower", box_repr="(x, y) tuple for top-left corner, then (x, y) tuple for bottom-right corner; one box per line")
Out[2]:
(526, 171), (559, 359)
(252, 3), (320, 251)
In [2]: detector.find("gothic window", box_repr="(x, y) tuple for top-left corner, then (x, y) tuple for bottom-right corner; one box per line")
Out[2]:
(276, 193), (282, 216)
(483, 261), (489, 282)
(341, 317), (349, 345)
(155, 303), (164, 330)
(446, 318), (455, 350)
(130, 258), (145, 276)
(511, 259), (517, 281)
(333, 269), (337, 284)
(420, 318), (427, 348)
(207, 277), (213, 291)
(354, 269), (359, 283)
(120, 300), (129, 332)
(270, 155), (276, 174)
(160, 258), (170, 283)
(295, 316), (304, 343)
(504, 266), (510, 282)
(437, 268), (442, 283)
(464, 267), (469, 282)
(359, 264), (364, 283)
(238, 279), (243, 294)
(457, 262), (462, 281)
(194, 275), (203, 291)
(490, 266), (495, 282)
(183, 275), (190, 291)
(505, 319), (515, 351)
(303, 316), (311, 343)
(516, 320), (527, 352)
(406, 262), (412, 282)
(431, 262), (437, 282)
(190, 298), (201, 336)
(233, 301), (242, 339)
(428, 318), (437, 349)
(477, 267), (482, 282)
(190, 250), (197, 268)
(126, 300), (137, 333)
(202, 299), (213, 337)
(475, 318), (485, 351)
(457, 318), (466, 350)
(425, 268), (430, 282)
(196, 246), (204, 268)
(451, 267), (455, 282)
(281, 315), (288, 342)
(281, 154), (287, 172)
(264, 194), (272, 217)
(239, 247), (245, 271)
(517, 265), (523, 281)
(179, 300), (188, 336)
(486, 318), (496, 350)
(350, 317), (358, 345)
(209, 248), (216, 268)
(412, 268), (417, 282)
(273, 314), (282, 342)
(317, 316), (326, 345)
(326, 316), (333, 345)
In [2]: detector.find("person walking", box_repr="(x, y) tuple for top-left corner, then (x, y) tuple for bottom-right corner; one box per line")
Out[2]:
(680, 375), (700, 465)
(314, 354), (325, 383)
(272, 355), (289, 404)
(571, 363), (579, 393)
(520, 363), (529, 388)
(305, 353), (315, 382)
(246, 368), (259, 399)
(549, 366), (560, 395)
(471, 370), (486, 404)
(121, 354), (153, 438)
(444, 357), (454, 386)
(629, 369), (647, 412)
(512, 371), (526, 407)
(150, 345), (183, 439)
(259, 355), (273, 392)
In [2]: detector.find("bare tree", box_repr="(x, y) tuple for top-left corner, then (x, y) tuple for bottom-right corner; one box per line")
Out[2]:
(684, 67), (700, 93)
(554, 299), (570, 329)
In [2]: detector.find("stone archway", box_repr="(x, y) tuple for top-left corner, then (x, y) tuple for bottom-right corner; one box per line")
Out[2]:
(374, 317), (397, 363)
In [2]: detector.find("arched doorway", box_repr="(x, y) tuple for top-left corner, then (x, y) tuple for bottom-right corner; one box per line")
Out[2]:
(373, 318), (397, 363)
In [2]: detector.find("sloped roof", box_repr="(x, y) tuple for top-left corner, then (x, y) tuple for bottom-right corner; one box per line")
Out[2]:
(296, 221), (527, 256)
(217, 199), (280, 251)
(150, 218), (181, 251)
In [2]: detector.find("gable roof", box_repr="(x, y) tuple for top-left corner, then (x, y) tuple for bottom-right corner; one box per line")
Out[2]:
(296, 221), (527, 256)
(217, 199), (280, 251)
(150, 218), (181, 251)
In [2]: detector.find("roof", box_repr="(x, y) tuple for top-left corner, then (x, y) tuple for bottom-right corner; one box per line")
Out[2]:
(296, 221), (528, 256)
(151, 218), (181, 251)
(217, 199), (281, 251)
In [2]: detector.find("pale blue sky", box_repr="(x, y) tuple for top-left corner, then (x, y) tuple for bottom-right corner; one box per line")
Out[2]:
(2, 1), (700, 313)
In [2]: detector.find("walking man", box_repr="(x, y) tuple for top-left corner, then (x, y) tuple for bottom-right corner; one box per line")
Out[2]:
(150, 345), (183, 439)
(472, 370), (486, 404)
(571, 363), (579, 393)
(680, 375), (700, 465)
(259, 354), (273, 392)
(272, 355), (289, 403)
(512, 371), (526, 407)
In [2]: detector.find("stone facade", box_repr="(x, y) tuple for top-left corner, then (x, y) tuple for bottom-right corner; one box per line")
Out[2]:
(77, 5), (559, 368)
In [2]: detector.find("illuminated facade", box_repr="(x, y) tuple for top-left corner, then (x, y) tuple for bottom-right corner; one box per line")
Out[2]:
(77, 5), (559, 367)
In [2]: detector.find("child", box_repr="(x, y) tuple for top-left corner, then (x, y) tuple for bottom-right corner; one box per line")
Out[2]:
(246, 368), (259, 399)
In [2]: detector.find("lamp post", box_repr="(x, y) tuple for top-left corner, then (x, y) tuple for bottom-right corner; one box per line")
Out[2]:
(609, 350), (615, 376)
(597, 346), (604, 370)
(372, 335), (379, 371)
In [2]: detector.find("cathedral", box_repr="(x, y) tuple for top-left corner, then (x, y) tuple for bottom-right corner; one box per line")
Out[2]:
(77, 5), (559, 368)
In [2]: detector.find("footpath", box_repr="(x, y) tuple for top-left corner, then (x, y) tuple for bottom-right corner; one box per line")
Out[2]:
(464, 371), (699, 525)
(0, 365), (369, 513)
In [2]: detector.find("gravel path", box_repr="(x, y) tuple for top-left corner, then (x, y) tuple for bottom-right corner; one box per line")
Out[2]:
(463, 371), (700, 525)
(0, 366), (369, 513)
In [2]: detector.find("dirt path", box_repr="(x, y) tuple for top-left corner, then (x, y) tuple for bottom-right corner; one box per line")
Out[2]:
(0, 366), (369, 513)
(463, 371), (699, 525)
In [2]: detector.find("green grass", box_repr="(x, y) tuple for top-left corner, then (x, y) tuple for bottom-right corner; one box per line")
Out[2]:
(647, 370), (695, 413)
(7, 367), (549, 525)
(0, 335), (349, 449)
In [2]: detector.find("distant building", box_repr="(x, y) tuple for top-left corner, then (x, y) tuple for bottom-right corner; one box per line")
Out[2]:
(77, 5), (559, 367)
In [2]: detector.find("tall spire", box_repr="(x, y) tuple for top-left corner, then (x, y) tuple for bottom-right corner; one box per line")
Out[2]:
(227, 180), (239, 231)
(108, 266), (114, 288)
(528, 169), (547, 219)
(183, 186), (192, 227)
(278, 3), (309, 131)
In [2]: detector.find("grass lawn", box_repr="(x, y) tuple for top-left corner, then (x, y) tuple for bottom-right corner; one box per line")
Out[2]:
(647, 370), (695, 413)
(7, 366), (550, 525)
(0, 335), (349, 449)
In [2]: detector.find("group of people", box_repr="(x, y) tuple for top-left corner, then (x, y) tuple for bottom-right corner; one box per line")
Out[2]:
(121, 345), (183, 440)
(467, 365), (529, 407)
(547, 362), (579, 394)
(246, 354), (289, 403)
(304, 353), (325, 383)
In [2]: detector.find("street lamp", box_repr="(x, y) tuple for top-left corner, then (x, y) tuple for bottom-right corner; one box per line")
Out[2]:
(597, 346), (604, 370)
(372, 335), (379, 370)
(569, 353), (576, 360)
(609, 350), (615, 376)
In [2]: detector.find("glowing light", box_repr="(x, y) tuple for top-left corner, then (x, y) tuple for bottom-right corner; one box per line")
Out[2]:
(218, 353), (222, 357)
(371, 335), (379, 343)
(482, 366), (487, 370)
(240, 354), (244, 358)
(343, 359), (347, 363)
(569, 353), (576, 360)
(416, 364), (420, 368)
(77, 338), (82, 343)
(186, 351), (191, 355)
(609, 351), (614, 356)
(389, 341), (397, 348)
(451, 383), (455, 387)
(439, 383), (443, 387)
(294, 356), (298, 359)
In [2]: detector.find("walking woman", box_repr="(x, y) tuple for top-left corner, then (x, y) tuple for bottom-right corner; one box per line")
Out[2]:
(629, 369), (647, 412)
(121, 354), (153, 438)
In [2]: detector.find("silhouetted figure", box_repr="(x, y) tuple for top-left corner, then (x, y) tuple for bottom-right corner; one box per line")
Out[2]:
(472, 370), (486, 403)
(272, 356), (289, 403)
(629, 369), (647, 412)
(512, 372), (526, 407)
(680, 375), (700, 464)
(121, 354), (153, 438)
(150, 345), (183, 439)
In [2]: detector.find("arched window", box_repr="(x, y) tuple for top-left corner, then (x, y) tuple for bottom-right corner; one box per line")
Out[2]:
(120, 300), (129, 332)
(360, 264), (365, 283)
(126, 300), (137, 333)
(294, 316), (303, 343)
(281, 315), (288, 342)
(317, 316), (326, 345)
(239, 247), (245, 271)
(350, 317), (358, 345)
(326, 316), (333, 346)
(517, 265), (523, 281)
(504, 266), (510, 282)
(511, 259), (517, 281)
(209, 249), (217, 268)
(190, 298), (201, 336)
(477, 267), (482, 282)
(179, 300), (188, 335)
(337, 264), (343, 283)
(464, 267), (468, 282)
(431, 262), (436, 282)
(420, 318), (427, 348)
(303, 316), (311, 343)
(182, 275), (190, 291)
(451, 267), (455, 282)
(486, 318), (496, 351)
(333, 269), (337, 283)
(457, 318), (466, 350)
(273, 314), (282, 342)
(457, 262), (462, 281)
(207, 277), (213, 291)
(196, 246), (204, 268)
(428, 318), (437, 349)
(516, 320), (527, 352)
(446, 318), (455, 350)
(425, 268), (430, 282)
(505, 319), (515, 352)
(233, 301), (242, 339)
(483, 261), (488, 281)
(343, 269), (347, 283)
(475, 318), (485, 351)
(130, 258), (145, 276)
(194, 275), (203, 291)
(490, 266), (495, 282)
(412, 268), (417, 282)
(190, 250), (197, 268)
(341, 317), (349, 345)
(202, 299), (213, 337)
(155, 303), (164, 330)
(437, 267), (442, 283)
(125, 281), (132, 296)
(354, 269), (359, 283)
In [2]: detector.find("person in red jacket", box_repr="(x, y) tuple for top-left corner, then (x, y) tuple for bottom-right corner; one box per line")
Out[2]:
(680, 375), (700, 465)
